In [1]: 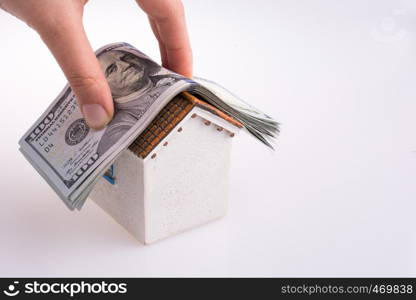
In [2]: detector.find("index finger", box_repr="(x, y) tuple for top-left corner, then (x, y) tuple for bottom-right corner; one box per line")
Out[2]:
(136, 0), (193, 77)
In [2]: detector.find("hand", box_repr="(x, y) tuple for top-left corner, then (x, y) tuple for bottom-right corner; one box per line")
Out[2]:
(0, 0), (192, 129)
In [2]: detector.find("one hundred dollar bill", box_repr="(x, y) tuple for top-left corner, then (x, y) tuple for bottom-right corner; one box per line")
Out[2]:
(19, 42), (279, 210)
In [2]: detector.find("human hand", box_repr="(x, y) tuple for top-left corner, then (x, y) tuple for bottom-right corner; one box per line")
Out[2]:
(0, 0), (192, 129)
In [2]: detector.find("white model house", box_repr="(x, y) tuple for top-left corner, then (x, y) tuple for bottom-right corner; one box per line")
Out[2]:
(89, 92), (241, 244)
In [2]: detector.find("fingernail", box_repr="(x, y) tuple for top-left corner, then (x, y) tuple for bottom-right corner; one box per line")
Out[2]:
(81, 104), (110, 130)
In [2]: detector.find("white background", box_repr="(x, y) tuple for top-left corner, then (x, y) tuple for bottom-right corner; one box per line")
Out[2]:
(1, 0), (415, 276)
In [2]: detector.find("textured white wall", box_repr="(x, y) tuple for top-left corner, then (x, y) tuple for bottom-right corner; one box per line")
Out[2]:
(143, 108), (235, 243)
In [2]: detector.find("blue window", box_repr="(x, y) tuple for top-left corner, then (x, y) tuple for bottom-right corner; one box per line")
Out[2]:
(103, 165), (115, 185)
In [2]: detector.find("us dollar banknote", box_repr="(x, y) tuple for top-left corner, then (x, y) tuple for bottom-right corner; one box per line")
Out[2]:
(19, 42), (279, 210)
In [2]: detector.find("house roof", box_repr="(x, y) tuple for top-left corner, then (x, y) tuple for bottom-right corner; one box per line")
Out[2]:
(128, 92), (242, 159)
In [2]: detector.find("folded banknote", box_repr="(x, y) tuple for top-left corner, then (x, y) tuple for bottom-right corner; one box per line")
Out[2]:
(19, 42), (279, 210)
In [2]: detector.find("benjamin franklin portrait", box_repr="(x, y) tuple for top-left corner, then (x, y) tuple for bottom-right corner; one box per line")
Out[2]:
(95, 49), (181, 156)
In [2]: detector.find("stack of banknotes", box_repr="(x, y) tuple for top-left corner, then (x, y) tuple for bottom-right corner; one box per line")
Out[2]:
(19, 42), (279, 211)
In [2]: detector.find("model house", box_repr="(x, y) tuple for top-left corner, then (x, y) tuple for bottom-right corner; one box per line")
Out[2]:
(89, 92), (241, 244)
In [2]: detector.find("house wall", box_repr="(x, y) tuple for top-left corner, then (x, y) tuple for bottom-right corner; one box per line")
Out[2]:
(142, 107), (235, 243)
(89, 150), (146, 242)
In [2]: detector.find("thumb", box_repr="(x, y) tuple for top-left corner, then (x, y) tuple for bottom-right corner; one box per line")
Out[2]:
(38, 20), (114, 130)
